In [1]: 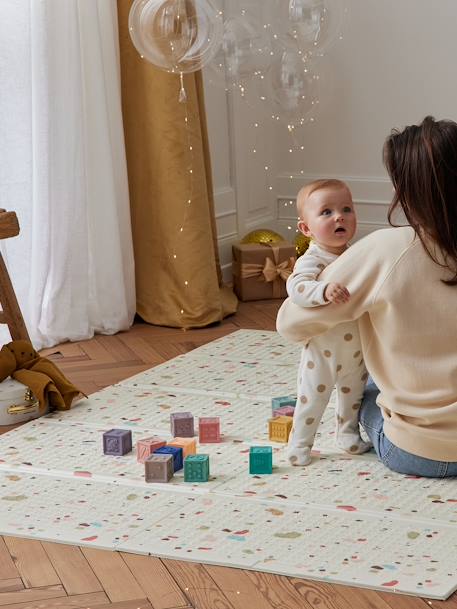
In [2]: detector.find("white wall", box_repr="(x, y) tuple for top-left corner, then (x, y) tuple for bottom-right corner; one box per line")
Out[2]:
(204, 0), (457, 281)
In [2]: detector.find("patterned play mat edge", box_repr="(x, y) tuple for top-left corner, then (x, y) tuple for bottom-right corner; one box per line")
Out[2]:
(0, 329), (456, 600)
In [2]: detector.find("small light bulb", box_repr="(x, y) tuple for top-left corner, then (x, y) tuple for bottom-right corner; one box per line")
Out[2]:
(173, 254), (177, 259)
(180, 227), (184, 232)
(184, 281), (188, 286)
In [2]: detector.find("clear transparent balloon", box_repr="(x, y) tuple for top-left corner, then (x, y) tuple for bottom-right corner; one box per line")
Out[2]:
(268, 51), (319, 127)
(273, 0), (346, 56)
(128, 0), (223, 74)
(207, 14), (273, 89)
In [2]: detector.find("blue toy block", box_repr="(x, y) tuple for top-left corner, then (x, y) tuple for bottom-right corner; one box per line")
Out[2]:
(103, 429), (132, 455)
(249, 446), (273, 474)
(271, 396), (296, 411)
(154, 445), (183, 472)
(184, 454), (210, 482)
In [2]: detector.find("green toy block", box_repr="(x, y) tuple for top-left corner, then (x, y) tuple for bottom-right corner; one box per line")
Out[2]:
(184, 454), (210, 482)
(249, 446), (273, 474)
(271, 396), (296, 411)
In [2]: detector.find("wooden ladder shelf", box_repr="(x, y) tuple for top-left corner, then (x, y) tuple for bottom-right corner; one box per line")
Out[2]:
(0, 210), (31, 342)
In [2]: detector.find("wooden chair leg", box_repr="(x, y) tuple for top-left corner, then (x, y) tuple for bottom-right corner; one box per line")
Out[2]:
(0, 253), (31, 342)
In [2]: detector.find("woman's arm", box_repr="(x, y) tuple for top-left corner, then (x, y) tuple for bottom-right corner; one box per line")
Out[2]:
(277, 231), (390, 343)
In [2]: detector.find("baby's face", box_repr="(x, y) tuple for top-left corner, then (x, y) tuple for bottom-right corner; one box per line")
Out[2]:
(298, 187), (356, 252)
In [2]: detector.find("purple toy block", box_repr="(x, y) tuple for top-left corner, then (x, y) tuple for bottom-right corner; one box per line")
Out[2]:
(103, 429), (132, 456)
(170, 412), (194, 437)
(198, 417), (221, 443)
(144, 454), (174, 482)
(137, 436), (167, 463)
(273, 406), (295, 418)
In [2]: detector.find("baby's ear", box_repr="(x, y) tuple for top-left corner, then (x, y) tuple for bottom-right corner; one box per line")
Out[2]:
(297, 220), (311, 238)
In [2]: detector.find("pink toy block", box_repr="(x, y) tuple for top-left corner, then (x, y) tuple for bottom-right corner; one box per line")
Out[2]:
(199, 417), (221, 443)
(136, 436), (167, 463)
(168, 437), (197, 458)
(273, 406), (295, 418)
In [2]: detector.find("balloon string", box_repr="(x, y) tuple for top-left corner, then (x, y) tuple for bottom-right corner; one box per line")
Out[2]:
(179, 72), (187, 103)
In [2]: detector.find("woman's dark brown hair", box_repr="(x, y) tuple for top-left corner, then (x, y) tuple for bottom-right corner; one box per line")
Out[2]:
(384, 115), (457, 284)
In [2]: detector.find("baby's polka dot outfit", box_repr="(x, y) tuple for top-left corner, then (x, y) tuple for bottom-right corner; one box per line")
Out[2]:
(286, 243), (371, 466)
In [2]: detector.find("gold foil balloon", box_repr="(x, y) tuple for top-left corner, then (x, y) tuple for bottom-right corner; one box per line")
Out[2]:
(294, 232), (311, 257)
(241, 229), (285, 245)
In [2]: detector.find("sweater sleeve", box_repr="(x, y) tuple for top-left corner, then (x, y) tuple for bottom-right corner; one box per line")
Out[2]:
(277, 232), (388, 344)
(286, 252), (328, 307)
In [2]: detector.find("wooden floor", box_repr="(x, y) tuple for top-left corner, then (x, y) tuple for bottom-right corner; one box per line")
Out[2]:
(0, 300), (454, 609)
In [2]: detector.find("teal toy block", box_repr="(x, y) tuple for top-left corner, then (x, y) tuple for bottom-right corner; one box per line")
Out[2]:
(249, 446), (273, 474)
(184, 454), (209, 482)
(271, 396), (296, 412)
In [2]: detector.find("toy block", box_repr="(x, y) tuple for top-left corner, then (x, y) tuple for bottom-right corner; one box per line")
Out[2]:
(154, 445), (183, 472)
(198, 417), (221, 443)
(273, 405), (295, 418)
(136, 436), (167, 463)
(184, 454), (210, 482)
(168, 437), (197, 458)
(103, 429), (132, 455)
(271, 396), (296, 411)
(268, 416), (293, 443)
(249, 446), (273, 474)
(144, 454), (174, 483)
(170, 412), (195, 437)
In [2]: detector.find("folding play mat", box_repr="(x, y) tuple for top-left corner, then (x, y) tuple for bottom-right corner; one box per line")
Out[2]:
(0, 330), (456, 600)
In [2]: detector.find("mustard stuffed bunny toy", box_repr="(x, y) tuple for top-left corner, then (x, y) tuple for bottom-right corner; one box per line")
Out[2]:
(0, 340), (84, 414)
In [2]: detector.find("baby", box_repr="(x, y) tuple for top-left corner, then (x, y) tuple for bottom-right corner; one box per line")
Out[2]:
(286, 179), (371, 466)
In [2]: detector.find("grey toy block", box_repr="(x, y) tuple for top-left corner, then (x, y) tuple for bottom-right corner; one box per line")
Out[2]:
(170, 412), (194, 437)
(144, 454), (174, 482)
(103, 428), (132, 455)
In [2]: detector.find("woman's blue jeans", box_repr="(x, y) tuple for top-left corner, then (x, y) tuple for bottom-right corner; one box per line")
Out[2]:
(359, 380), (457, 478)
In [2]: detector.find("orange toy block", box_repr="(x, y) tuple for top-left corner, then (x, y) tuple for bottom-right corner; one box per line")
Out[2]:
(168, 437), (197, 458)
(268, 415), (293, 443)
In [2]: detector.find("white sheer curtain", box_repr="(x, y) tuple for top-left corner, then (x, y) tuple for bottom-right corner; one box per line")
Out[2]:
(0, 0), (135, 349)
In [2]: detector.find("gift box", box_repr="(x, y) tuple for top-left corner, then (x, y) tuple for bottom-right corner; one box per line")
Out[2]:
(232, 241), (296, 301)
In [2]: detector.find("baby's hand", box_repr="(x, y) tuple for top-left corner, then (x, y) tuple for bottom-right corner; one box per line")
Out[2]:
(324, 282), (350, 304)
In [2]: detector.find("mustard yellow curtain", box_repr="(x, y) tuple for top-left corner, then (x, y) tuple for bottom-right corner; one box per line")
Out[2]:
(117, 1), (237, 328)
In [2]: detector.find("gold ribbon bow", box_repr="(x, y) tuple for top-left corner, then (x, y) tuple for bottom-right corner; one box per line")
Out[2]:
(240, 244), (295, 298)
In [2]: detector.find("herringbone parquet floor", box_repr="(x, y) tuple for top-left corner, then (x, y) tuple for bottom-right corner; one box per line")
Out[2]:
(0, 300), (453, 609)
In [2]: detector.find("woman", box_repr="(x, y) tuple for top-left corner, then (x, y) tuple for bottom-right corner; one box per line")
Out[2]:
(276, 116), (457, 477)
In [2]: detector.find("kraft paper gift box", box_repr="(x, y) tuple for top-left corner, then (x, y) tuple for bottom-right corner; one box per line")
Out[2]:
(232, 241), (296, 301)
